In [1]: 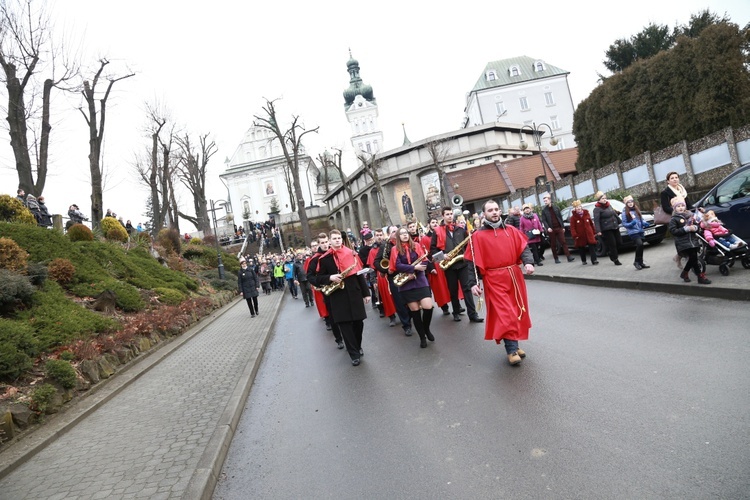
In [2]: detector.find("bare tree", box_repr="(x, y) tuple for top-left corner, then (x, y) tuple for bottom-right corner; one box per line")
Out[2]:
(423, 139), (452, 207)
(79, 58), (134, 228)
(253, 98), (318, 244)
(0, 0), (76, 196)
(318, 148), (360, 231)
(175, 132), (216, 235)
(357, 151), (391, 226)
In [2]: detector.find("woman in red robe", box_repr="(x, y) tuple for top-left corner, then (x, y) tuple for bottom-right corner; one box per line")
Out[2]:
(464, 200), (535, 365)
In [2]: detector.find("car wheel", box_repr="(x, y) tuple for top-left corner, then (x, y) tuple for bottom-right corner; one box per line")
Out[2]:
(719, 264), (730, 276)
(742, 256), (750, 269)
(595, 239), (606, 257)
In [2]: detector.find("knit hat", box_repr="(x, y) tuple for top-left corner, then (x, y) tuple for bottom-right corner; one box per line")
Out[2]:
(594, 191), (605, 201)
(522, 203), (533, 210)
(572, 200), (582, 208)
(670, 196), (686, 207)
(622, 195), (634, 204)
(362, 231), (373, 240)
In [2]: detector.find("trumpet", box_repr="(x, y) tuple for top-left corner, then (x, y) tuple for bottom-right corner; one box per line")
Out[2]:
(439, 233), (472, 270)
(393, 251), (429, 287)
(320, 262), (357, 296)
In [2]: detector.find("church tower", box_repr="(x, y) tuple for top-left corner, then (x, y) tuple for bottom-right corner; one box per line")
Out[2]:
(343, 51), (384, 154)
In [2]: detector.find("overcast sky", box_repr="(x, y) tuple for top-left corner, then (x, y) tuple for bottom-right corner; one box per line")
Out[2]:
(1, 0), (748, 228)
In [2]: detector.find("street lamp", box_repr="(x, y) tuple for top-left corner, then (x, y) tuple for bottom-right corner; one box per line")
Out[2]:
(305, 160), (315, 207)
(519, 122), (559, 201)
(208, 199), (229, 279)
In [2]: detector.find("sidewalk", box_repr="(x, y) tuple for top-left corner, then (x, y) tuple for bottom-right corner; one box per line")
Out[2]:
(0, 290), (284, 500)
(0, 242), (746, 499)
(529, 241), (750, 301)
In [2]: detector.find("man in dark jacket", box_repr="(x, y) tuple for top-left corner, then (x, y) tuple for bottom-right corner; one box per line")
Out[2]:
(293, 253), (313, 307)
(540, 194), (575, 264)
(431, 206), (483, 323)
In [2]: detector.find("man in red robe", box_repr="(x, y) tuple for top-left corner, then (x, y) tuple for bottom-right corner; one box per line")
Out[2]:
(464, 200), (535, 365)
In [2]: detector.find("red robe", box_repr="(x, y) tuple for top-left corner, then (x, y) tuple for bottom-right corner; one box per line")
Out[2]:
(368, 245), (396, 317)
(428, 264), (451, 307)
(464, 225), (531, 343)
(305, 254), (328, 318)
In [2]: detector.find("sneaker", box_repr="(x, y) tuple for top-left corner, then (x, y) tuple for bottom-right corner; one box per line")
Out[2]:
(404, 327), (412, 337)
(516, 348), (526, 358)
(336, 341), (345, 350)
(567, 256), (576, 262)
(592, 261), (599, 265)
(582, 260), (588, 265)
(389, 317), (397, 327)
(640, 263), (650, 269)
(351, 358), (360, 366)
(453, 314), (462, 322)
(507, 352), (522, 365)
(698, 274), (712, 285)
(680, 271), (691, 282)
(554, 258), (561, 264)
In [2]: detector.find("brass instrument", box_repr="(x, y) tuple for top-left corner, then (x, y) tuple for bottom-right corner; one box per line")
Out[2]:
(379, 241), (392, 271)
(393, 251), (429, 287)
(439, 233), (472, 270)
(321, 262), (357, 296)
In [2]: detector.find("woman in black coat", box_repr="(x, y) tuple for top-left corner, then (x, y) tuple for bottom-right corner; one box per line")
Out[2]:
(592, 191), (622, 265)
(238, 259), (260, 317)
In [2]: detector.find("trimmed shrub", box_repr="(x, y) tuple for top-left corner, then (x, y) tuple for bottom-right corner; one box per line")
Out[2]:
(154, 287), (185, 306)
(0, 269), (35, 313)
(48, 258), (76, 285)
(30, 383), (57, 413)
(0, 237), (29, 271)
(0, 343), (33, 381)
(0, 194), (36, 225)
(0, 319), (38, 381)
(27, 261), (48, 286)
(45, 359), (77, 389)
(189, 237), (202, 245)
(157, 228), (182, 255)
(19, 281), (119, 350)
(100, 217), (128, 242)
(67, 223), (94, 242)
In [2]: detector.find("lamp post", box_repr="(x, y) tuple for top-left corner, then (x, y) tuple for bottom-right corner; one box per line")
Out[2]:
(519, 122), (559, 201)
(305, 160), (315, 207)
(208, 199), (229, 279)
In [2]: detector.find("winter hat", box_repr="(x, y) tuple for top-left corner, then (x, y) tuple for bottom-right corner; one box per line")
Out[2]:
(622, 195), (634, 204)
(571, 200), (582, 208)
(363, 231), (373, 240)
(670, 196), (686, 207)
(522, 203), (533, 210)
(594, 191), (605, 201)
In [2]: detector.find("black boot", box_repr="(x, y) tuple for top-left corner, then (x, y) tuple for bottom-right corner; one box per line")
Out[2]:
(409, 310), (427, 348)
(422, 308), (435, 342)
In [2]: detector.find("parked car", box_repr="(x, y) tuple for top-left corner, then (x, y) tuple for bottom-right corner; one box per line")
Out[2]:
(559, 199), (668, 257)
(694, 163), (750, 242)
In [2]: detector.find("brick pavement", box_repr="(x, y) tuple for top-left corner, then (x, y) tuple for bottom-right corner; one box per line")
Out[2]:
(0, 289), (284, 500)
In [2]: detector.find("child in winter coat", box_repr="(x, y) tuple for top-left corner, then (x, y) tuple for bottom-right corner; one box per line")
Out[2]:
(668, 197), (710, 284)
(701, 211), (746, 250)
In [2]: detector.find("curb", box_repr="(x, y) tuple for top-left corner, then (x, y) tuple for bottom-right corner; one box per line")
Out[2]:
(0, 295), (242, 481)
(185, 290), (284, 500)
(528, 274), (750, 301)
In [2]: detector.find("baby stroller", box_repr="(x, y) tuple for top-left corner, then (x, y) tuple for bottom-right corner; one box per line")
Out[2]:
(695, 230), (750, 276)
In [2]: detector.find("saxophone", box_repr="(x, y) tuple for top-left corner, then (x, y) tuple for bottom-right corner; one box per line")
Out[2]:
(393, 251), (429, 287)
(321, 262), (357, 296)
(439, 233), (472, 270)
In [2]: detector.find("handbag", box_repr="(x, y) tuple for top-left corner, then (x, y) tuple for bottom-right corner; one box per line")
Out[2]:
(653, 206), (671, 225)
(525, 229), (540, 239)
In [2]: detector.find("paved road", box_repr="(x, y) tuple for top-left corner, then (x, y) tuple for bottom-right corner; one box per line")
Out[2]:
(214, 282), (750, 499)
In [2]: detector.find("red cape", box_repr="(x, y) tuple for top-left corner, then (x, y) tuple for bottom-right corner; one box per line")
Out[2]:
(464, 226), (531, 342)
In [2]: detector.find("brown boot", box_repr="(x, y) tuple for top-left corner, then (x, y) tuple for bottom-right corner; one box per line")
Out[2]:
(697, 273), (712, 285)
(507, 352), (522, 365)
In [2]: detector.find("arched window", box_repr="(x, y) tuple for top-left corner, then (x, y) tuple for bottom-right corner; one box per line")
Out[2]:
(509, 65), (520, 77)
(534, 61), (545, 72)
(486, 70), (497, 81)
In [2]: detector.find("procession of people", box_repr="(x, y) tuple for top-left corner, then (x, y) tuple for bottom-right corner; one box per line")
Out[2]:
(238, 202), (537, 368)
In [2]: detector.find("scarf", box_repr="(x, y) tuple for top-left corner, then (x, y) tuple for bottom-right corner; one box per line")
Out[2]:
(668, 184), (688, 198)
(595, 201), (610, 209)
(484, 218), (505, 229)
(389, 242), (425, 272)
(522, 212), (536, 219)
(317, 245), (363, 274)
